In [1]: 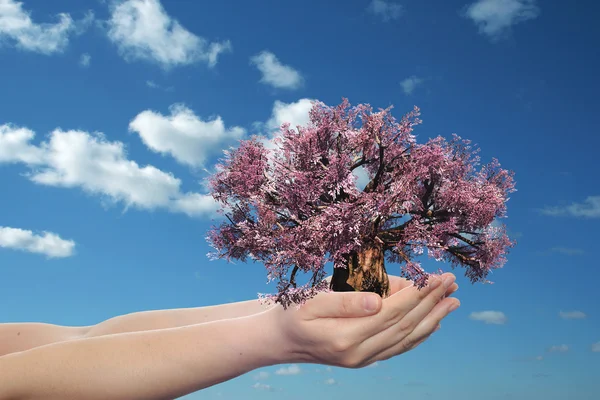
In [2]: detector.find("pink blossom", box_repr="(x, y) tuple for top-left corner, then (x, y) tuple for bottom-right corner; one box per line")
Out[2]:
(206, 99), (516, 308)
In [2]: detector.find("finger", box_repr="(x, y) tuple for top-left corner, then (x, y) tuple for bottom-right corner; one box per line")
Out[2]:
(398, 273), (455, 328)
(363, 297), (459, 365)
(446, 283), (458, 297)
(357, 274), (453, 342)
(387, 275), (413, 294)
(346, 274), (443, 342)
(389, 273), (457, 296)
(307, 291), (382, 320)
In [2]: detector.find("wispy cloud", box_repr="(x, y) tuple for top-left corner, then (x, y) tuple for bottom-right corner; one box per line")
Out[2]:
(469, 311), (508, 325)
(250, 51), (303, 90)
(251, 382), (273, 391)
(592, 342), (600, 352)
(463, 0), (540, 41)
(0, 226), (75, 258)
(366, 0), (403, 22)
(548, 344), (569, 353)
(253, 371), (270, 380)
(79, 53), (91, 67)
(549, 247), (584, 256)
(0, 123), (219, 218)
(107, 0), (231, 69)
(324, 378), (337, 385)
(400, 76), (424, 95)
(275, 364), (301, 375)
(559, 311), (586, 320)
(129, 104), (245, 167)
(540, 196), (600, 218)
(0, 0), (92, 54)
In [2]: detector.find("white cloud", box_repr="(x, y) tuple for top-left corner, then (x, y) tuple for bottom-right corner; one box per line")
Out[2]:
(275, 364), (301, 375)
(559, 311), (586, 320)
(0, 123), (219, 217)
(550, 247), (584, 256)
(0, 124), (45, 164)
(253, 371), (270, 380)
(252, 98), (316, 158)
(265, 98), (314, 131)
(548, 344), (569, 353)
(469, 311), (507, 325)
(250, 51), (303, 90)
(107, 0), (231, 69)
(251, 382), (273, 391)
(463, 0), (540, 40)
(541, 196), (600, 218)
(592, 342), (600, 352)
(129, 104), (245, 167)
(79, 53), (91, 67)
(324, 378), (337, 385)
(367, 0), (403, 22)
(0, 226), (75, 258)
(367, 361), (379, 368)
(400, 76), (423, 95)
(0, 1), (92, 54)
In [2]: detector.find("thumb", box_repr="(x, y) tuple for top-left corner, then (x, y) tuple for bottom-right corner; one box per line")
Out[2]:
(310, 291), (382, 318)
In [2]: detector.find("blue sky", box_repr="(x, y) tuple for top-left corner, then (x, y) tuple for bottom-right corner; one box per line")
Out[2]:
(0, 0), (599, 398)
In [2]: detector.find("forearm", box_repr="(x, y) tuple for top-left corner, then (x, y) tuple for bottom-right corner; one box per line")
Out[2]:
(84, 299), (275, 338)
(0, 323), (88, 357)
(0, 311), (289, 400)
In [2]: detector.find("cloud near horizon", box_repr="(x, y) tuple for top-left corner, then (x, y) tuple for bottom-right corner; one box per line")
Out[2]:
(469, 310), (508, 324)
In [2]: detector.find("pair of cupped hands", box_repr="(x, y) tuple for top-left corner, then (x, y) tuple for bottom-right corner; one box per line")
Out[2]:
(265, 272), (459, 369)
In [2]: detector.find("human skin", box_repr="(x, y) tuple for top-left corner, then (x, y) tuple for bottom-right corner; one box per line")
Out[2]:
(0, 273), (459, 400)
(0, 274), (458, 357)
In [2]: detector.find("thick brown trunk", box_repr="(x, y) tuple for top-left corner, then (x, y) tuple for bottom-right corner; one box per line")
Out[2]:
(330, 239), (390, 298)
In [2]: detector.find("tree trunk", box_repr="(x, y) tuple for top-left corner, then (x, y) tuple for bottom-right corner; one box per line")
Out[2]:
(330, 238), (390, 298)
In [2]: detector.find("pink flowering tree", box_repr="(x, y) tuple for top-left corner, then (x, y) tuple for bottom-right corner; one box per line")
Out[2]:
(206, 99), (516, 309)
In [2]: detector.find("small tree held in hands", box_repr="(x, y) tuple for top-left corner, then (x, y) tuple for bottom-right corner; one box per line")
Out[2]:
(206, 99), (516, 309)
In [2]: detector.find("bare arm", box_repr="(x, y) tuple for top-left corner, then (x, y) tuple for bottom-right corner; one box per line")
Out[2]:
(0, 323), (89, 357)
(0, 274), (459, 400)
(0, 299), (275, 357)
(0, 311), (288, 400)
(0, 276), (456, 357)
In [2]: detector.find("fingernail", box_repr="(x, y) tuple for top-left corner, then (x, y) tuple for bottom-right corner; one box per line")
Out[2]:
(364, 295), (379, 312)
(448, 301), (460, 312)
(443, 275), (456, 288)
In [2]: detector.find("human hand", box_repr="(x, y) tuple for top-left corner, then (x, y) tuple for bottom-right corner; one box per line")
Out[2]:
(268, 273), (460, 369)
